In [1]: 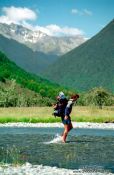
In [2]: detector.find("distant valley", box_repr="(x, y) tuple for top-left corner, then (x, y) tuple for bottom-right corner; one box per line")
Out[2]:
(0, 34), (58, 74)
(0, 20), (114, 93)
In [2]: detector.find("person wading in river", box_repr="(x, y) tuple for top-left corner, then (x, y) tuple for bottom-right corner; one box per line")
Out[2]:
(62, 94), (79, 142)
(53, 92), (79, 143)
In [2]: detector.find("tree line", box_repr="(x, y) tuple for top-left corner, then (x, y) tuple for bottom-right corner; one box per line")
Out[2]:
(0, 51), (114, 108)
(0, 79), (114, 108)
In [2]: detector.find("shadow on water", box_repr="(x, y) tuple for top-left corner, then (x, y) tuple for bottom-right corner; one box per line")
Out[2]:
(0, 127), (114, 173)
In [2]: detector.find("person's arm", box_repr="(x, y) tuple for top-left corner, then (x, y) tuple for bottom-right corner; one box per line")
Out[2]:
(53, 102), (59, 109)
(53, 104), (57, 109)
(64, 100), (72, 119)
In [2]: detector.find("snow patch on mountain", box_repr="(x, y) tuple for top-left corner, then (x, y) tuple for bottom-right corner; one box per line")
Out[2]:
(0, 23), (86, 55)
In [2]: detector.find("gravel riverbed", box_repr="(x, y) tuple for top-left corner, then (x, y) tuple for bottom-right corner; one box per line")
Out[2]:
(0, 122), (114, 129)
(0, 163), (113, 175)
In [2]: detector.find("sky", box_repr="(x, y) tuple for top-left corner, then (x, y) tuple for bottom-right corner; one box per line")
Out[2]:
(0, 0), (114, 38)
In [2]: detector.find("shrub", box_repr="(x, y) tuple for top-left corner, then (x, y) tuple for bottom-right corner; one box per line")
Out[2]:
(84, 87), (114, 108)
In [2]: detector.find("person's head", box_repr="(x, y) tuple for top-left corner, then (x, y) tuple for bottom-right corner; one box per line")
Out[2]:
(71, 94), (79, 101)
(57, 91), (65, 100)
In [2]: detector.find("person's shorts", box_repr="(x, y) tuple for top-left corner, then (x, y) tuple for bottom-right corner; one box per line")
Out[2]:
(62, 118), (71, 125)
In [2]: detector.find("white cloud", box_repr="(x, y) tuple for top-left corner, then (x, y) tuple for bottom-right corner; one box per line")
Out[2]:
(71, 9), (79, 14)
(0, 6), (85, 37)
(0, 6), (37, 24)
(27, 24), (84, 36)
(83, 9), (92, 16)
(71, 8), (92, 16)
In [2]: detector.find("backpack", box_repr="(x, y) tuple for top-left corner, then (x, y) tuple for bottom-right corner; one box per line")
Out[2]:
(53, 98), (68, 117)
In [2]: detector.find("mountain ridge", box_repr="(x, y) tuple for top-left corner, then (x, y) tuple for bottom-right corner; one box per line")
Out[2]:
(0, 34), (58, 74)
(0, 23), (86, 55)
(42, 19), (114, 92)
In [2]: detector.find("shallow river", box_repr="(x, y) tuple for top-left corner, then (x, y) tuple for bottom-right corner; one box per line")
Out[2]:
(0, 127), (114, 174)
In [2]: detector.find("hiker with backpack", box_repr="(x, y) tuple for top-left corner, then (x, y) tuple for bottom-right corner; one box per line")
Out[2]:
(53, 92), (79, 143)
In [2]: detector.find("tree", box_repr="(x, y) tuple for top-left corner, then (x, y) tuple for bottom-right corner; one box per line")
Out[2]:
(85, 87), (113, 109)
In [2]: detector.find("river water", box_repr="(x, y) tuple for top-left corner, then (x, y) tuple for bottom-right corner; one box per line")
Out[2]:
(0, 127), (114, 174)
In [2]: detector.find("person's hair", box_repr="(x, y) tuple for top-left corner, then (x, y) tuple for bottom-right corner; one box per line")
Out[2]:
(71, 94), (79, 99)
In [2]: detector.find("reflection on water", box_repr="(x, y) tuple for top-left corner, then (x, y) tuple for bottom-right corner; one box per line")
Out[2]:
(0, 127), (114, 173)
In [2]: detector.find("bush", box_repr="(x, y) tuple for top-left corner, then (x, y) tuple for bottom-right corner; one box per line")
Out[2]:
(84, 87), (114, 108)
(0, 79), (55, 107)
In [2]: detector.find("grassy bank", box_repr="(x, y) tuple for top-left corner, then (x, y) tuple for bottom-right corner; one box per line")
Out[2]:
(0, 106), (114, 123)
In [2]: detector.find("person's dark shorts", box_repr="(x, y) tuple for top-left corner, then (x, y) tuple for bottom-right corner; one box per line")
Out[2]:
(62, 117), (71, 125)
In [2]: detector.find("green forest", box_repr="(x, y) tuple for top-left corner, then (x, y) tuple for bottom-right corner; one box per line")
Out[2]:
(0, 51), (75, 107)
(0, 51), (114, 108)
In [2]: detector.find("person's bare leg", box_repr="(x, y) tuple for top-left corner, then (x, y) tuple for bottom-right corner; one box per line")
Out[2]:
(62, 123), (73, 142)
(62, 125), (69, 143)
(68, 123), (73, 132)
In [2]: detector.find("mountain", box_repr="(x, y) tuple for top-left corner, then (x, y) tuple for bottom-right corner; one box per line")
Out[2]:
(0, 34), (58, 74)
(0, 23), (47, 43)
(29, 35), (86, 56)
(0, 23), (86, 55)
(43, 19), (114, 92)
(0, 51), (73, 106)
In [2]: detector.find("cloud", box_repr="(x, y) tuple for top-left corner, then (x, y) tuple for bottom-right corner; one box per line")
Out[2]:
(0, 6), (85, 37)
(71, 8), (92, 16)
(24, 24), (84, 36)
(44, 24), (83, 36)
(83, 9), (92, 16)
(0, 6), (37, 24)
(71, 9), (79, 14)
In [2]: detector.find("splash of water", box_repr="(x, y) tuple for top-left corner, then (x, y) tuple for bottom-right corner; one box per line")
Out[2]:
(44, 133), (63, 144)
